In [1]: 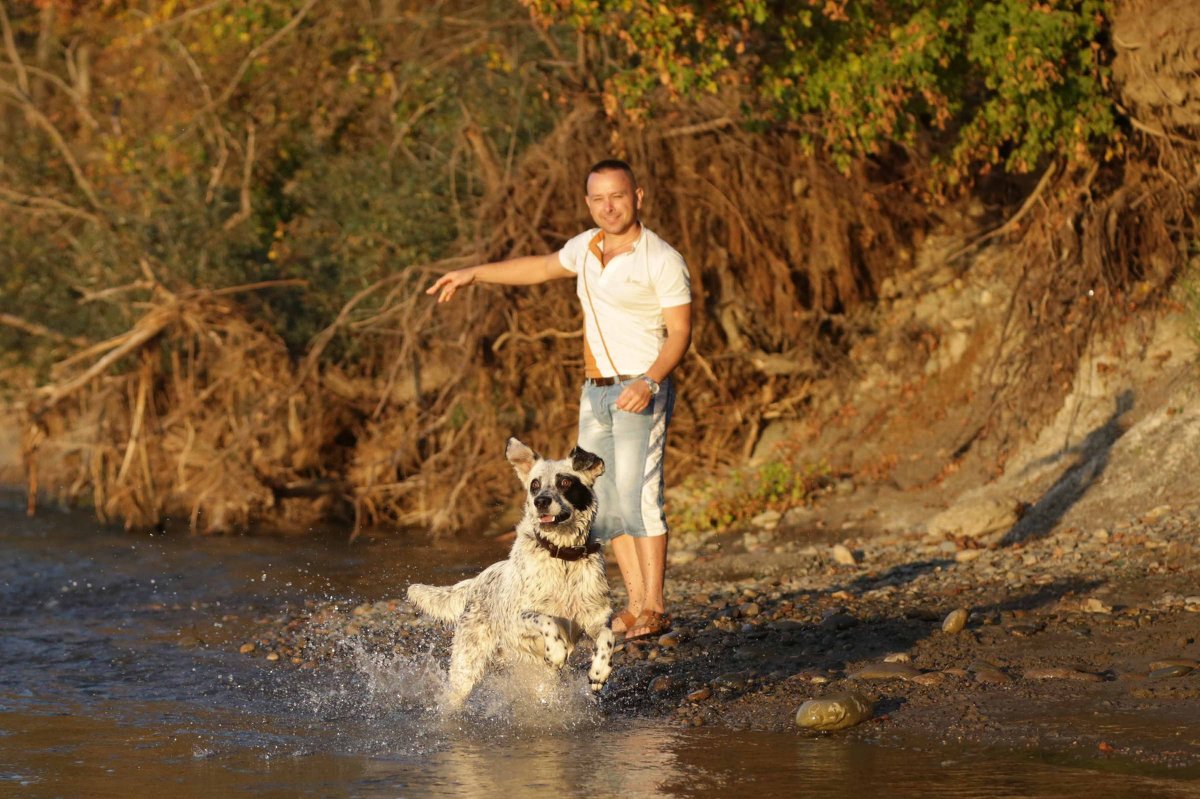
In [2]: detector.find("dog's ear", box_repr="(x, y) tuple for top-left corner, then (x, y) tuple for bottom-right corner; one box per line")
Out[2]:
(569, 445), (605, 481)
(505, 437), (539, 481)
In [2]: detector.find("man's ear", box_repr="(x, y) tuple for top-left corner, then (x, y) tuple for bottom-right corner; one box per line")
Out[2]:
(569, 445), (605, 481)
(505, 437), (538, 481)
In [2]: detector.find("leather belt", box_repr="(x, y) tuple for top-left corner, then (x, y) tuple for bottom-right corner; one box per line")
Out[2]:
(585, 374), (640, 386)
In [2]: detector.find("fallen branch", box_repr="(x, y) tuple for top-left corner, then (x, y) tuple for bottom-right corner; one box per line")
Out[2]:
(653, 116), (734, 140)
(0, 313), (91, 347)
(35, 305), (177, 413)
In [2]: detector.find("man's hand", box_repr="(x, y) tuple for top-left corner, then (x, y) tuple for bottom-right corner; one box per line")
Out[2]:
(615, 379), (653, 414)
(426, 268), (476, 303)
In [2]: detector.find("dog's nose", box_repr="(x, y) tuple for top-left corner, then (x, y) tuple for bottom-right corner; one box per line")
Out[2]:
(533, 495), (552, 512)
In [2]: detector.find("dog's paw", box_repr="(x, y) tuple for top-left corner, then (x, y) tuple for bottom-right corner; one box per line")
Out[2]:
(587, 628), (614, 687)
(543, 639), (569, 670)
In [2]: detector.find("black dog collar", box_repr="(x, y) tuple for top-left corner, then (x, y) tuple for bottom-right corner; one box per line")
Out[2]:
(533, 532), (601, 561)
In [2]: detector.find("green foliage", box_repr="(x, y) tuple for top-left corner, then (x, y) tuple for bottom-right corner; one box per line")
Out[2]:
(672, 458), (831, 534)
(524, 0), (1120, 185)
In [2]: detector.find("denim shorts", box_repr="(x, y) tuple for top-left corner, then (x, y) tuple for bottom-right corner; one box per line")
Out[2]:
(578, 376), (676, 543)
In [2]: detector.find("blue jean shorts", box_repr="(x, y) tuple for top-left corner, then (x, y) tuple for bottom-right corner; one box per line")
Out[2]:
(578, 376), (676, 543)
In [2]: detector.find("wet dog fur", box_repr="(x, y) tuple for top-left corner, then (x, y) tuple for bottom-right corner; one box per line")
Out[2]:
(406, 437), (614, 710)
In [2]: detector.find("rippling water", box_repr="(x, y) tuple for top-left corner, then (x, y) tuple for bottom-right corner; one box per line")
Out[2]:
(1, 502), (1197, 798)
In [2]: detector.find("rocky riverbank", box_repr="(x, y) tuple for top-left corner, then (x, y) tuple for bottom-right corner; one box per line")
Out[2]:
(243, 491), (1200, 774)
(236, 289), (1200, 774)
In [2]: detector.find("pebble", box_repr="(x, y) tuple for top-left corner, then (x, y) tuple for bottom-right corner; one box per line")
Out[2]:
(1082, 598), (1113, 614)
(649, 675), (675, 694)
(751, 510), (782, 530)
(911, 672), (946, 686)
(239, 643), (256, 654)
(942, 608), (969, 634)
(1148, 665), (1194, 680)
(849, 662), (923, 681)
(712, 672), (747, 692)
(832, 544), (859, 566)
(658, 632), (682, 648)
(795, 692), (875, 731)
(792, 669), (831, 684)
(973, 668), (1012, 684)
(883, 652), (912, 663)
(1007, 621), (1045, 637)
(686, 686), (712, 702)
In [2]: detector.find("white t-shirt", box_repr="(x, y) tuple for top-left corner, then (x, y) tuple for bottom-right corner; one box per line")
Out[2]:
(558, 225), (691, 378)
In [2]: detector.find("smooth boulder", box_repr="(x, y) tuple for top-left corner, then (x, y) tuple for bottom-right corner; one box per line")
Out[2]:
(795, 692), (875, 731)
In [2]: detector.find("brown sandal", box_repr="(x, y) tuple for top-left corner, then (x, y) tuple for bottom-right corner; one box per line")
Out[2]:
(610, 609), (638, 635)
(626, 610), (672, 641)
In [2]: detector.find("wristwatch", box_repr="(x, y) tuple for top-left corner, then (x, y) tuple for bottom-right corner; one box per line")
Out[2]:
(641, 375), (660, 396)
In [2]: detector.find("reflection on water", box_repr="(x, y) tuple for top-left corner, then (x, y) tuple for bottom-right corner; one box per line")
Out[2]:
(1, 505), (1199, 798)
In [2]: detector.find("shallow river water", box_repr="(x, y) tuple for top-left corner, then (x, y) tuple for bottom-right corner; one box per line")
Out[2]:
(2, 502), (1198, 798)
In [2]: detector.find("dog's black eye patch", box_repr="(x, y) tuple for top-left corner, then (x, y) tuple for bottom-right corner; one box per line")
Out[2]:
(559, 472), (593, 510)
(529, 478), (541, 494)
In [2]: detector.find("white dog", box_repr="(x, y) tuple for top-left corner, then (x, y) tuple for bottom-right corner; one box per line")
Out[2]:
(407, 437), (615, 710)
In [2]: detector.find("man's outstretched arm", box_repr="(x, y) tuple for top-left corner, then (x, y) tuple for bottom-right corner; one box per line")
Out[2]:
(426, 252), (572, 303)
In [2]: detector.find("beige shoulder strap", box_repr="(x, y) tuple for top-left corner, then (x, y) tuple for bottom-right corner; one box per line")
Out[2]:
(581, 261), (620, 375)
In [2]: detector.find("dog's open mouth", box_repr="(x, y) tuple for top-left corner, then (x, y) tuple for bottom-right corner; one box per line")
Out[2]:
(539, 511), (572, 527)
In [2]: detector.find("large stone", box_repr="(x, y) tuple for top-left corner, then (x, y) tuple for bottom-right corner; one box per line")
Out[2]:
(796, 692), (875, 731)
(927, 499), (1019, 540)
(831, 544), (859, 565)
(942, 608), (969, 634)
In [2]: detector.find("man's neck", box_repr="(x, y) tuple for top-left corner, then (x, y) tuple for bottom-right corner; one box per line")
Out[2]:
(603, 221), (642, 252)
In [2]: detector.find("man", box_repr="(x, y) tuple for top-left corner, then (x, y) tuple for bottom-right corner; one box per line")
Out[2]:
(427, 159), (692, 641)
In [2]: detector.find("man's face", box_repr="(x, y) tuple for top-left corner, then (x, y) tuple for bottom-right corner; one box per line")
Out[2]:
(584, 169), (643, 237)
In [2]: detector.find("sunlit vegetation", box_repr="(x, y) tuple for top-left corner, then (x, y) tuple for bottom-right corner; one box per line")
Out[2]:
(0, 1), (1194, 534)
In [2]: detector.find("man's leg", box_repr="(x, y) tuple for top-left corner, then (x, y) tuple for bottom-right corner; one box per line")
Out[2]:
(611, 378), (675, 637)
(578, 383), (641, 629)
(609, 533), (645, 623)
(634, 532), (668, 615)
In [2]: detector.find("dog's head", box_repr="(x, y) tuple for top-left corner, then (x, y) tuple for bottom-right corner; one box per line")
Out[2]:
(505, 437), (604, 542)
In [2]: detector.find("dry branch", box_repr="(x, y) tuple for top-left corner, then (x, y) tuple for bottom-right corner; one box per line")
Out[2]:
(0, 313), (91, 347)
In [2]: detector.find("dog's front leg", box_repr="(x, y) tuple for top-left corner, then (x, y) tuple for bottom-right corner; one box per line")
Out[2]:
(582, 613), (615, 692)
(520, 611), (571, 670)
(444, 618), (493, 711)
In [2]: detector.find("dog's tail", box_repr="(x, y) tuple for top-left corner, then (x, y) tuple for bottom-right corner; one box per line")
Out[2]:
(407, 578), (472, 622)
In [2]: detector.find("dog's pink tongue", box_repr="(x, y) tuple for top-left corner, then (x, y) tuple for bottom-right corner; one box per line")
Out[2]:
(539, 515), (555, 524)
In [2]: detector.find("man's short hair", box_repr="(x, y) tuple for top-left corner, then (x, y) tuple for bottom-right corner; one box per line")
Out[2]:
(585, 159), (638, 194)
